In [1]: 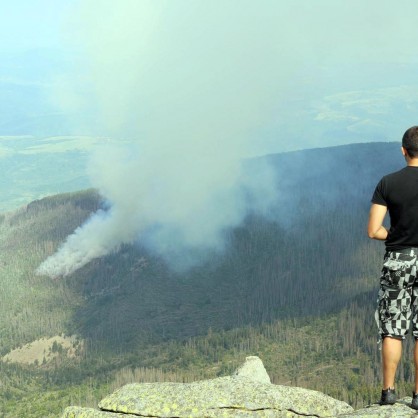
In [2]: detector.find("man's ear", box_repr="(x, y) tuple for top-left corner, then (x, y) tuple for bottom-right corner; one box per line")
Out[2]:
(401, 146), (408, 157)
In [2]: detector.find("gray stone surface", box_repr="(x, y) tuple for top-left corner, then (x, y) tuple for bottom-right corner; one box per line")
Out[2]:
(336, 397), (418, 417)
(98, 376), (352, 417)
(61, 406), (137, 417)
(233, 355), (271, 384)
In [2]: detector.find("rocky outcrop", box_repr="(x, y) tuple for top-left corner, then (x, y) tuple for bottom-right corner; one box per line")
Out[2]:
(96, 376), (353, 417)
(233, 355), (271, 384)
(60, 356), (413, 417)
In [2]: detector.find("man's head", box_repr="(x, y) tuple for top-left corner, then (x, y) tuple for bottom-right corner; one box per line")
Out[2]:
(402, 126), (418, 158)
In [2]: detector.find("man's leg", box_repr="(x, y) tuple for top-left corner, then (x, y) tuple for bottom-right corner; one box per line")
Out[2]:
(414, 339), (418, 393)
(382, 336), (402, 389)
(412, 339), (418, 409)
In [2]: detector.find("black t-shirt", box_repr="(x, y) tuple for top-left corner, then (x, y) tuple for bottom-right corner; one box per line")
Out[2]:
(372, 166), (418, 250)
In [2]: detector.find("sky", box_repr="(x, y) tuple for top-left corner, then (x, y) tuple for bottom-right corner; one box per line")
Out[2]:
(1, 0), (418, 152)
(2, 1), (418, 275)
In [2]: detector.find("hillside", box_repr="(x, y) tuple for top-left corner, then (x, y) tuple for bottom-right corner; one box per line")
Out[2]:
(0, 142), (411, 417)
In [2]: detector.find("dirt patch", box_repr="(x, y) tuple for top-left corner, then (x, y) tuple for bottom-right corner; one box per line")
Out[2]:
(2, 335), (84, 366)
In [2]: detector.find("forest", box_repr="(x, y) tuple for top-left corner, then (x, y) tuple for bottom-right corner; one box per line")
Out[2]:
(0, 142), (411, 417)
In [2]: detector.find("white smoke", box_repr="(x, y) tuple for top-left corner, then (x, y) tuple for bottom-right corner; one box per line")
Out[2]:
(36, 143), (276, 277)
(37, 1), (285, 277)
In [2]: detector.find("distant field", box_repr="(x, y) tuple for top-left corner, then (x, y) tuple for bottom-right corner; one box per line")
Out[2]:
(0, 135), (131, 212)
(2, 335), (83, 366)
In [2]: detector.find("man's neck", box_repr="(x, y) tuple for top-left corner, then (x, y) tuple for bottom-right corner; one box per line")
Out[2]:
(407, 158), (418, 167)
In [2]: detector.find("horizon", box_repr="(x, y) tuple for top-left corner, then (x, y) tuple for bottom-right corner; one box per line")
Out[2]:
(0, 138), (403, 214)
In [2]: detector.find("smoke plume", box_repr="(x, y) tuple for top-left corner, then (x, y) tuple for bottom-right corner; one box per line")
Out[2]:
(36, 142), (276, 277)
(36, 1), (281, 277)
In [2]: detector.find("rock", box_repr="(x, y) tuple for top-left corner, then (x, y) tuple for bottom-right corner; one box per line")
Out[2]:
(61, 406), (137, 417)
(336, 397), (417, 417)
(61, 356), (353, 417)
(233, 355), (271, 384)
(97, 376), (352, 417)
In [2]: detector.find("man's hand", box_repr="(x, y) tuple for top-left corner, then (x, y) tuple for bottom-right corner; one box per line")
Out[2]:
(367, 203), (388, 240)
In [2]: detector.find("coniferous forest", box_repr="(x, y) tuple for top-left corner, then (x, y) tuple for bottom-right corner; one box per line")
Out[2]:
(0, 142), (412, 417)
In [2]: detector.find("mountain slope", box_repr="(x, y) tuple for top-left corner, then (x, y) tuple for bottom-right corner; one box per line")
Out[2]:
(0, 141), (404, 352)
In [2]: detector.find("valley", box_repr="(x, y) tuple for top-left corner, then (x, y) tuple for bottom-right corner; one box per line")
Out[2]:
(0, 142), (410, 417)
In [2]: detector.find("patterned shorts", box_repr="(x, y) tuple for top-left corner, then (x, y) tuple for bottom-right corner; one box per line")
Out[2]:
(375, 249), (418, 341)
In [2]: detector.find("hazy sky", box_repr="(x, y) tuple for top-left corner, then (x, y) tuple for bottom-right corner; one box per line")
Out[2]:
(1, 0), (418, 154)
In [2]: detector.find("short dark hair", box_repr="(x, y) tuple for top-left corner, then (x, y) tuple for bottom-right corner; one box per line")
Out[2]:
(402, 126), (418, 158)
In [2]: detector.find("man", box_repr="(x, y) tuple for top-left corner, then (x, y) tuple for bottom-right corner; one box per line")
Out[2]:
(368, 126), (418, 408)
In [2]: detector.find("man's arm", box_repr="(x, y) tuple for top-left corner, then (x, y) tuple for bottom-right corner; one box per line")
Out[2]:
(367, 203), (388, 240)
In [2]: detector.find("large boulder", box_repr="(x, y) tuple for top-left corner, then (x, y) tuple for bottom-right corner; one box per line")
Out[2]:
(62, 356), (353, 417)
(97, 376), (352, 417)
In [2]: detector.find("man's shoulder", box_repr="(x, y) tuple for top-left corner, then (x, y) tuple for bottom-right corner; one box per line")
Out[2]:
(380, 167), (407, 182)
